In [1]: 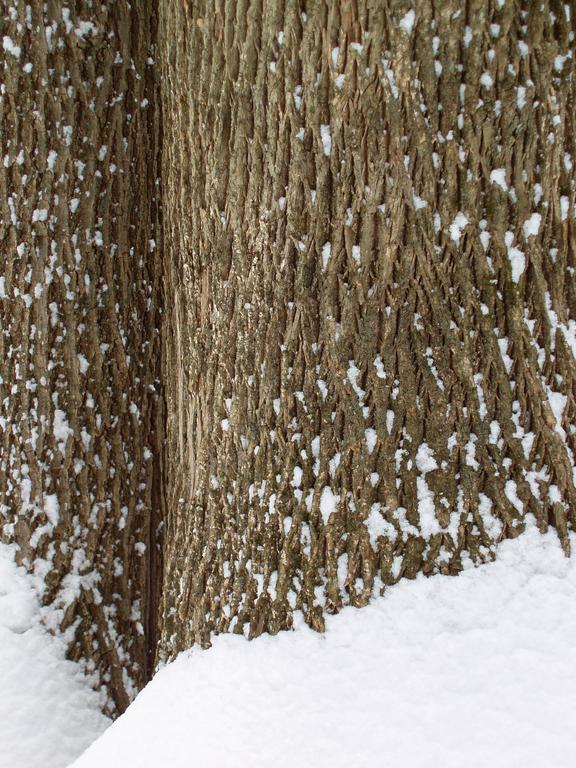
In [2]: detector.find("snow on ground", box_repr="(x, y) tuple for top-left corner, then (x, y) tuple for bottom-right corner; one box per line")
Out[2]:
(72, 518), (576, 768)
(0, 544), (109, 768)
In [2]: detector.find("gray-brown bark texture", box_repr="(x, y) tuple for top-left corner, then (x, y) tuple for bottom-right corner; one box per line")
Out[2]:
(3, 0), (576, 712)
(158, 0), (576, 658)
(0, 1), (162, 714)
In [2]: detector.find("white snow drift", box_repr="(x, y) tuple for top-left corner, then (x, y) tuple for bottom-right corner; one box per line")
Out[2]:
(0, 544), (109, 768)
(72, 518), (576, 768)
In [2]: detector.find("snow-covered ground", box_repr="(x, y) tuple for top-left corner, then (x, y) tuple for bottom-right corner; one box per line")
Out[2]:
(0, 544), (109, 768)
(2, 520), (574, 768)
(70, 518), (576, 768)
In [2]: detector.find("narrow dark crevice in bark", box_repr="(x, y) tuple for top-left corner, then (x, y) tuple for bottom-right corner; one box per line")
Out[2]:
(142, 0), (165, 696)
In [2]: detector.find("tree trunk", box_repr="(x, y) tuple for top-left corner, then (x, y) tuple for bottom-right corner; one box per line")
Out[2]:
(0, 1), (162, 714)
(3, 0), (576, 711)
(158, 0), (575, 659)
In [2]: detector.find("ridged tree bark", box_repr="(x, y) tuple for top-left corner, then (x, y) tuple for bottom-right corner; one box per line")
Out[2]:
(3, 0), (576, 713)
(158, 0), (575, 657)
(0, 1), (162, 714)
